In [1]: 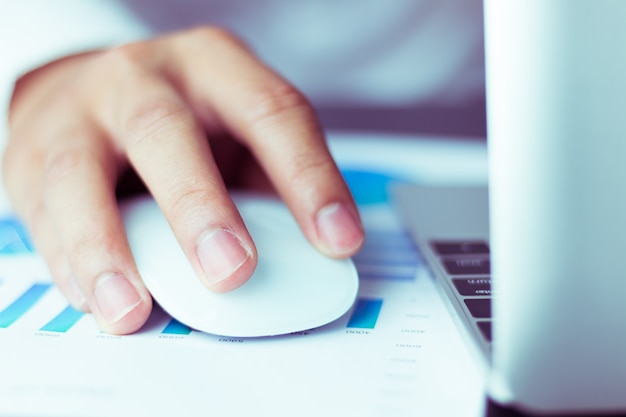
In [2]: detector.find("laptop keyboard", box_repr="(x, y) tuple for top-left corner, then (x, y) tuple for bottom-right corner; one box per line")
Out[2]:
(429, 240), (493, 348)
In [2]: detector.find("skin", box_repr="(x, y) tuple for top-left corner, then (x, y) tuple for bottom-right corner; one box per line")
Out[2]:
(3, 27), (365, 335)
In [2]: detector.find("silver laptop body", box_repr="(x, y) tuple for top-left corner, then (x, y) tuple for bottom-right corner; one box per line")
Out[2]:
(395, 1), (626, 414)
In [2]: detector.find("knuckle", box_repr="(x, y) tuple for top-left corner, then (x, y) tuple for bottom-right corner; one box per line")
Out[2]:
(183, 25), (244, 48)
(166, 184), (211, 222)
(104, 42), (150, 71)
(64, 219), (123, 267)
(42, 147), (90, 189)
(123, 97), (191, 148)
(100, 45), (157, 93)
(289, 153), (335, 188)
(55, 78), (84, 107)
(243, 83), (311, 129)
(65, 229), (110, 267)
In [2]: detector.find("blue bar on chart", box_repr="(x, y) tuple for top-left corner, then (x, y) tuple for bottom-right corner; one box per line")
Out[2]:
(351, 230), (419, 282)
(162, 318), (192, 335)
(347, 298), (383, 329)
(0, 217), (34, 254)
(0, 283), (51, 328)
(40, 305), (84, 333)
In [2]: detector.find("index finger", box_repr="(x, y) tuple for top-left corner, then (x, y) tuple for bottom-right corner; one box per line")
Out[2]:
(162, 27), (365, 257)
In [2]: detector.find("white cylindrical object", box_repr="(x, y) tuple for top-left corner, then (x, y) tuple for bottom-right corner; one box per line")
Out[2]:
(485, 0), (626, 413)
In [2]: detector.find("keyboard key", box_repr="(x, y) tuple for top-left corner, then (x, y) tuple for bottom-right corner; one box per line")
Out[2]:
(477, 321), (492, 342)
(442, 258), (490, 275)
(464, 298), (491, 318)
(431, 241), (489, 255)
(453, 278), (492, 296)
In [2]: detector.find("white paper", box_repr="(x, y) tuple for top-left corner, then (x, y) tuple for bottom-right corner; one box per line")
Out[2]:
(0, 132), (488, 417)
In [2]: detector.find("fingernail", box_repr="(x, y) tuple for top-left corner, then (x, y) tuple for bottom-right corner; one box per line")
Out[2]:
(197, 228), (251, 284)
(94, 272), (142, 323)
(316, 203), (364, 256)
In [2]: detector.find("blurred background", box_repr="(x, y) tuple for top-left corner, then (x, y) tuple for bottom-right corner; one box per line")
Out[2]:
(1, 0), (486, 139)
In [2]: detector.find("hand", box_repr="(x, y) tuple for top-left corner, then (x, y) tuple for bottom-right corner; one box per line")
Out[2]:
(3, 27), (364, 335)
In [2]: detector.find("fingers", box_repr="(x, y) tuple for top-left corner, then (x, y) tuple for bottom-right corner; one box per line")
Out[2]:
(29, 205), (90, 313)
(91, 51), (257, 292)
(41, 127), (152, 333)
(3, 26), (365, 339)
(160, 28), (365, 257)
(4, 116), (152, 334)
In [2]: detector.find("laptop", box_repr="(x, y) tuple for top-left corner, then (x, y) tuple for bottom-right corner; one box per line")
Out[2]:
(394, 1), (626, 415)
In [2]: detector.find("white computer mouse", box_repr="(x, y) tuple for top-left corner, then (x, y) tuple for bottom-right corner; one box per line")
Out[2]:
(120, 193), (359, 337)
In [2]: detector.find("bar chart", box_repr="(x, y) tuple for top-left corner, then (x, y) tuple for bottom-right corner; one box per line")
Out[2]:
(0, 217), (34, 255)
(0, 283), (50, 328)
(40, 305), (85, 333)
(0, 216), (415, 339)
(0, 132), (491, 417)
(0, 166), (419, 338)
(347, 298), (384, 329)
(0, 279), (386, 337)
